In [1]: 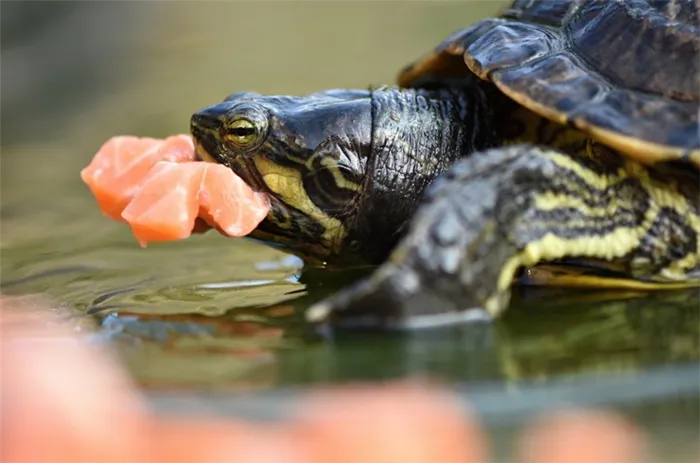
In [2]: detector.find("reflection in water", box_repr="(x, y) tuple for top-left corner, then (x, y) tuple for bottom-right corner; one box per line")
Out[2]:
(497, 287), (700, 380)
(4, 240), (696, 391)
(100, 309), (292, 391)
(272, 287), (699, 386)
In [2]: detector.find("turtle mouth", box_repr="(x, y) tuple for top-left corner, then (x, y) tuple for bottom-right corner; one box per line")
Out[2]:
(190, 117), (339, 264)
(190, 125), (270, 196)
(191, 125), (319, 256)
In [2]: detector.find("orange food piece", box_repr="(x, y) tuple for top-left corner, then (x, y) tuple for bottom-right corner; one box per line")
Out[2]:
(198, 163), (270, 237)
(517, 409), (646, 463)
(121, 162), (204, 247)
(81, 135), (270, 246)
(295, 384), (487, 463)
(0, 301), (150, 463)
(81, 135), (196, 221)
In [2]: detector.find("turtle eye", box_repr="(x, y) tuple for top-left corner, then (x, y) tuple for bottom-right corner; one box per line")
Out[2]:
(223, 104), (269, 152)
(225, 118), (258, 147)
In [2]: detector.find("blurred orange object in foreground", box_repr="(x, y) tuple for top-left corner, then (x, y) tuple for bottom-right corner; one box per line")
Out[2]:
(1, 298), (647, 463)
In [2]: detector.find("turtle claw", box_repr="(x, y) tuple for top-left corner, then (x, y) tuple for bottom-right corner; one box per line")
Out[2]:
(304, 264), (418, 330)
(305, 263), (493, 331)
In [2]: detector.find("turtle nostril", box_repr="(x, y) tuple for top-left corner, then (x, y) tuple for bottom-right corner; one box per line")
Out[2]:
(190, 105), (228, 132)
(190, 113), (219, 132)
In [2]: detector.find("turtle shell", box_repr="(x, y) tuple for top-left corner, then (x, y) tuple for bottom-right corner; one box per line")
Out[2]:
(399, 0), (700, 167)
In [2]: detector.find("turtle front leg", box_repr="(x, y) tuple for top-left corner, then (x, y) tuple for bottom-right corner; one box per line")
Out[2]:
(306, 144), (700, 330)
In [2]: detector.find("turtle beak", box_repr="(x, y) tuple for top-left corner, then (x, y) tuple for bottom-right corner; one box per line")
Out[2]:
(190, 105), (229, 164)
(190, 104), (228, 133)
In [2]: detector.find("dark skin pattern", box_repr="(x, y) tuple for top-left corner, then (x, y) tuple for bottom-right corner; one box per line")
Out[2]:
(303, 144), (698, 328)
(190, 0), (699, 329)
(191, 85), (494, 265)
(191, 83), (699, 330)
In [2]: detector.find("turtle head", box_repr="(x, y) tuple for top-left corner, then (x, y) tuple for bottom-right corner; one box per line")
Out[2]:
(191, 86), (490, 266)
(190, 90), (374, 265)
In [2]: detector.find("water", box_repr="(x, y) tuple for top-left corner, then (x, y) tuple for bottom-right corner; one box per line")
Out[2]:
(1, 2), (698, 460)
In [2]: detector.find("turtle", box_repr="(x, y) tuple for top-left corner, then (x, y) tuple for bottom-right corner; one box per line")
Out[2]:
(190, 0), (700, 330)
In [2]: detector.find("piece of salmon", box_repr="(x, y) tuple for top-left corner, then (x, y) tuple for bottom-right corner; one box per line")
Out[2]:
(197, 163), (270, 238)
(81, 135), (270, 246)
(81, 135), (196, 221)
(121, 161), (204, 247)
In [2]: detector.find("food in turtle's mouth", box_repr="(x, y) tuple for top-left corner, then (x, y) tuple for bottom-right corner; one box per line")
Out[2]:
(81, 134), (270, 246)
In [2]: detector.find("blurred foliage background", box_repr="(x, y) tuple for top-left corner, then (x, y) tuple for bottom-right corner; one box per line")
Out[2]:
(2, 1), (505, 148)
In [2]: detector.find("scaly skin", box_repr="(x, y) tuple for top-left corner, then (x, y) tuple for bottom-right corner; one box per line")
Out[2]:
(305, 144), (700, 329)
(191, 85), (493, 265)
(191, 85), (699, 330)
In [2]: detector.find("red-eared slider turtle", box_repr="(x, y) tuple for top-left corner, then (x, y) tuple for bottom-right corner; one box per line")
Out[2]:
(190, 0), (700, 329)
